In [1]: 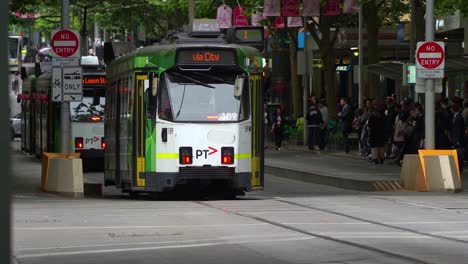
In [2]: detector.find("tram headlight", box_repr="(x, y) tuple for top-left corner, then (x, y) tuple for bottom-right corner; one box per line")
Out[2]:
(75, 137), (84, 149)
(179, 147), (193, 165)
(221, 147), (234, 165)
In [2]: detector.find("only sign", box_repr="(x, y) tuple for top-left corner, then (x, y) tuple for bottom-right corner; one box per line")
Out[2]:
(51, 29), (80, 58)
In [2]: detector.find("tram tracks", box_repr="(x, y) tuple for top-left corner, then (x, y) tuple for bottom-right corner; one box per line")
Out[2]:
(198, 196), (468, 264)
(276, 199), (468, 245)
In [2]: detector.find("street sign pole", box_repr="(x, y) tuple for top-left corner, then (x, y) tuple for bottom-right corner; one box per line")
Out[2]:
(61, 0), (70, 154)
(425, 0), (435, 150)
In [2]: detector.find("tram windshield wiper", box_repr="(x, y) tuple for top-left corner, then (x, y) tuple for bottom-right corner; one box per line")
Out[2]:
(169, 71), (215, 89)
(191, 72), (233, 85)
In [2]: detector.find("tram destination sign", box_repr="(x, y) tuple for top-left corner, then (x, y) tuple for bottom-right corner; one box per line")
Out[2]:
(176, 49), (237, 65)
(82, 75), (106, 87)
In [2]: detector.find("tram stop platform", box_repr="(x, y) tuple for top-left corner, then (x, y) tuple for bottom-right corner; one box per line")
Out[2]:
(265, 142), (468, 192)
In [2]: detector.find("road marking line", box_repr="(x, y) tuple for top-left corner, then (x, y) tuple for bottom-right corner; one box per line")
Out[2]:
(17, 237), (314, 258)
(14, 223), (268, 230)
(283, 221), (468, 225)
(16, 234), (304, 251)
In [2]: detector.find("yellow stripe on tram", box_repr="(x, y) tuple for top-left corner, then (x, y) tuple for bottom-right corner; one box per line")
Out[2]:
(156, 153), (179, 159)
(235, 153), (251, 159)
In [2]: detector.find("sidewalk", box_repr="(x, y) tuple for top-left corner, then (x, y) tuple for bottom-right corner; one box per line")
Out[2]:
(265, 141), (468, 192)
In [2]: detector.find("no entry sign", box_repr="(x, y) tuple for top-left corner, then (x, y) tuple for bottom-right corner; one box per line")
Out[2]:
(51, 29), (80, 58)
(416, 41), (445, 79)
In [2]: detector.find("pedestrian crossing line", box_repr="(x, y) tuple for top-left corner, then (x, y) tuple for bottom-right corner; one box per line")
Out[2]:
(372, 181), (403, 191)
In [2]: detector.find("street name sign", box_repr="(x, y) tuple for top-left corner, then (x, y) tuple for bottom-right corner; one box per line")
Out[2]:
(416, 41), (445, 79)
(51, 29), (80, 58)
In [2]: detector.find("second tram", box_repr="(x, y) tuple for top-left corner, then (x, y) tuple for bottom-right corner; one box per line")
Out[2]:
(20, 56), (106, 167)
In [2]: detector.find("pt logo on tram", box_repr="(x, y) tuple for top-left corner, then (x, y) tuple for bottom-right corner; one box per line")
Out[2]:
(195, 147), (218, 159)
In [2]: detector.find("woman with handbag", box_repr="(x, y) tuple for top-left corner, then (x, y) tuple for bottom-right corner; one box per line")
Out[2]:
(272, 107), (285, 151)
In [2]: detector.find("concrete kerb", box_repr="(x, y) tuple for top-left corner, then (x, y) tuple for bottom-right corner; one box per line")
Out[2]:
(266, 142), (402, 192)
(265, 164), (377, 191)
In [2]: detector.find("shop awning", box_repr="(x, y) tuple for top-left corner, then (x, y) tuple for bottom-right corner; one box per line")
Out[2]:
(367, 61), (404, 80)
(367, 57), (468, 80)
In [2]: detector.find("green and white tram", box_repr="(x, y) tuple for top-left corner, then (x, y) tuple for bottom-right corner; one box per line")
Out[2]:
(104, 29), (265, 196)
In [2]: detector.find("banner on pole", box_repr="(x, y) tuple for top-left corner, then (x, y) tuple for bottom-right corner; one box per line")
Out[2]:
(263, 0), (281, 16)
(271, 16), (285, 28)
(343, 0), (360, 14)
(288, 17), (303, 27)
(217, 5), (232, 29)
(323, 0), (340, 16)
(252, 13), (264, 26)
(302, 0), (320, 17)
(283, 0), (300, 17)
(234, 6), (249, 26)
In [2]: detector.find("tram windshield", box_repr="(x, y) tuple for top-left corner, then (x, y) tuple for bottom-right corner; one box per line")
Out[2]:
(70, 96), (105, 122)
(8, 37), (20, 62)
(158, 70), (249, 122)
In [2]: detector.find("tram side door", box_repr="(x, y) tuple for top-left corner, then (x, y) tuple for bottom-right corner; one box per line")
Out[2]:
(250, 74), (264, 190)
(133, 74), (147, 189)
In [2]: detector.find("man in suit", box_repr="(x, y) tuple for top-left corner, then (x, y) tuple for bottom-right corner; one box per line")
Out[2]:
(338, 97), (354, 153)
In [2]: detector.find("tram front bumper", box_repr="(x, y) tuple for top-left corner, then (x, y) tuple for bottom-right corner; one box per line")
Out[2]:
(142, 167), (252, 192)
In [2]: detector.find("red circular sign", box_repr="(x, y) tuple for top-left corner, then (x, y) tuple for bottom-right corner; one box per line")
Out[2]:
(416, 42), (444, 69)
(51, 29), (79, 57)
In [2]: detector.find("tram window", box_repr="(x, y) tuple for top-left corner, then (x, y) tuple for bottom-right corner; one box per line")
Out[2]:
(93, 95), (100, 106)
(145, 87), (157, 119)
(158, 76), (173, 121)
(239, 78), (249, 121)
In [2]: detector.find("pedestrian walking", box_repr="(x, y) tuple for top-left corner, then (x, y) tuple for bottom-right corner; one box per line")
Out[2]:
(435, 99), (452, 149)
(338, 97), (354, 153)
(272, 107), (285, 151)
(368, 101), (386, 164)
(264, 103), (272, 148)
(319, 99), (329, 150)
(306, 102), (323, 151)
(450, 97), (464, 171)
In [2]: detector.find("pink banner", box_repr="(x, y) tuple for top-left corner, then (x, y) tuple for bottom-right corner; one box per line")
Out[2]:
(263, 0), (280, 16)
(287, 17), (303, 27)
(283, 0), (299, 17)
(14, 12), (40, 19)
(323, 0), (340, 16)
(251, 13), (264, 26)
(271, 17), (285, 28)
(234, 6), (249, 26)
(302, 0), (320, 17)
(217, 5), (232, 29)
(343, 0), (359, 13)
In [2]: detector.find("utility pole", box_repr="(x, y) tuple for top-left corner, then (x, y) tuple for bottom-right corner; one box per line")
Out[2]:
(303, 21), (309, 146)
(424, 0), (435, 149)
(1, 0), (11, 262)
(410, 0), (416, 100)
(61, 0), (70, 154)
(358, 5), (363, 108)
(188, 0), (194, 32)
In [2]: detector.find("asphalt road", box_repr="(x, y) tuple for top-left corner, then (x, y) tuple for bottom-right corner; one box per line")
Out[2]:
(11, 141), (468, 264)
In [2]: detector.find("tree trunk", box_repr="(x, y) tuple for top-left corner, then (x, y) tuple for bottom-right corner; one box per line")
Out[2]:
(318, 18), (337, 119)
(365, 0), (381, 101)
(415, 0), (425, 42)
(322, 50), (337, 120)
(288, 31), (302, 119)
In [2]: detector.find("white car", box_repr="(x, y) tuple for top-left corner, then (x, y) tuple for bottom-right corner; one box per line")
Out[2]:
(10, 113), (21, 140)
